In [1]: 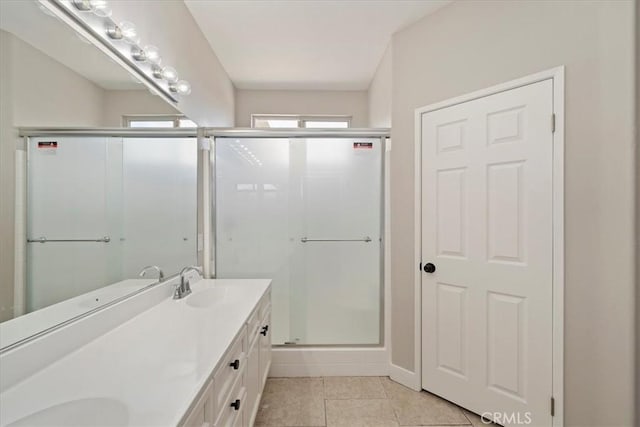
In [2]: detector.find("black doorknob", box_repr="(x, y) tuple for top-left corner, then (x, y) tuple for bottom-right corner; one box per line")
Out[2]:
(423, 263), (436, 273)
(261, 325), (269, 336)
(230, 399), (241, 411)
(229, 359), (240, 370)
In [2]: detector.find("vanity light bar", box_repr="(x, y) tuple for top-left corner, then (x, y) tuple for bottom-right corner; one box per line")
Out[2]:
(67, 0), (191, 98)
(39, 0), (177, 104)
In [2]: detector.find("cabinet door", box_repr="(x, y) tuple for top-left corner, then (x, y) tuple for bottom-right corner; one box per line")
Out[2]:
(246, 334), (261, 426)
(259, 308), (272, 388)
(182, 380), (214, 427)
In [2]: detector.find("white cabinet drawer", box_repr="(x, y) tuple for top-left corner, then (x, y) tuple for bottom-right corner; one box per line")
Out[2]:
(214, 370), (246, 427)
(213, 328), (246, 416)
(246, 307), (260, 341)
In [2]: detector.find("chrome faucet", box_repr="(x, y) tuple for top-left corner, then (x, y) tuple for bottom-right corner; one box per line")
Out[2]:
(174, 266), (202, 300)
(138, 265), (164, 282)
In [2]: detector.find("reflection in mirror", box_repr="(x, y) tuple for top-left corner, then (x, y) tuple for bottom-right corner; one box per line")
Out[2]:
(0, 1), (198, 348)
(26, 136), (197, 312)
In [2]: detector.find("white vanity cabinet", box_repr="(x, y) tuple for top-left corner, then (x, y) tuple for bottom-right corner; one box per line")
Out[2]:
(180, 289), (271, 427)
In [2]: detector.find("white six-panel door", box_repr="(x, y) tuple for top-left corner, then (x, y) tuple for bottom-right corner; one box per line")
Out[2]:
(421, 80), (553, 426)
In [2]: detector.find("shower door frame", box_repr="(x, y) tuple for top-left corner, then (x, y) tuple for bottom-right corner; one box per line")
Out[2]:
(205, 128), (390, 348)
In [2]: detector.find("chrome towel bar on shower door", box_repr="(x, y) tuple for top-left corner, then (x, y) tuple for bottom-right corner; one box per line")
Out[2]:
(300, 236), (372, 243)
(27, 236), (111, 243)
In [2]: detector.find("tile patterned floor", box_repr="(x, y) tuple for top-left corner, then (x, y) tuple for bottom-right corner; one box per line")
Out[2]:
(255, 376), (493, 427)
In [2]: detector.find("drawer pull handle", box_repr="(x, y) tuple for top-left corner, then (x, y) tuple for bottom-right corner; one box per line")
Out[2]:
(229, 359), (240, 370)
(260, 325), (269, 336)
(230, 399), (241, 411)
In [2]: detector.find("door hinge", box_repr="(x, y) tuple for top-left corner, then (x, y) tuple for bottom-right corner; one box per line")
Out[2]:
(550, 397), (555, 416)
(551, 114), (556, 133)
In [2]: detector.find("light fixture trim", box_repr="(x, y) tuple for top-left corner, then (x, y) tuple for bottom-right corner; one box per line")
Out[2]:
(151, 64), (163, 79)
(131, 47), (146, 62)
(106, 23), (122, 40)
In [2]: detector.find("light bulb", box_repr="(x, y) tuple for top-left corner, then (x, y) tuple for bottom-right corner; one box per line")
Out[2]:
(89, 0), (111, 17)
(172, 80), (191, 95)
(143, 45), (161, 65)
(119, 22), (139, 44)
(160, 66), (178, 83)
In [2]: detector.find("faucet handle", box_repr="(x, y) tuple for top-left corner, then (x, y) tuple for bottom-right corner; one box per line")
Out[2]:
(139, 265), (164, 282)
(179, 265), (202, 278)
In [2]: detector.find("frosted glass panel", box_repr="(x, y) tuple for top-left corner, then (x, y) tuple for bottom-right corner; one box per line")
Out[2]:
(27, 137), (121, 311)
(121, 138), (197, 277)
(26, 136), (197, 314)
(216, 137), (381, 345)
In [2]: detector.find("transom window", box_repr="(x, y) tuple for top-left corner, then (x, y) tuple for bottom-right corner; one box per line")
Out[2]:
(123, 115), (197, 128)
(251, 114), (351, 129)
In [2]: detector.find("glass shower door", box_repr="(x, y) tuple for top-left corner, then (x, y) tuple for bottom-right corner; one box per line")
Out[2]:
(27, 136), (123, 311)
(215, 137), (382, 345)
(26, 136), (198, 314)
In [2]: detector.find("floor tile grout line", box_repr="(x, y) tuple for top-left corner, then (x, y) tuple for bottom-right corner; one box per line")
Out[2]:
(461, 408), (473, 426)
(322, 377), (328, 427)
(379, 377), (403, 425)
(380, 376), (391, 399)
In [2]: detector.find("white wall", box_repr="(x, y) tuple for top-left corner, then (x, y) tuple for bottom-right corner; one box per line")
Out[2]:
(389, 1), (636, 426)
(102, 90), (179, 127)
(109, 1), (235, 127)
(367, 44), (392, 128)
(9, 32), (105, 127)
(235, 89), (368, 127)
(0, 31), (16, 322)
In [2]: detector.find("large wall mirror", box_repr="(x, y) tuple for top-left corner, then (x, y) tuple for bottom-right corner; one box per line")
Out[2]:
(0, 1), (198, 349)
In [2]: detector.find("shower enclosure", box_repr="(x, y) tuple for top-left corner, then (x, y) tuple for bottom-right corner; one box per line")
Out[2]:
(19, 126), (388, 351)
(212, 130), (386, 346)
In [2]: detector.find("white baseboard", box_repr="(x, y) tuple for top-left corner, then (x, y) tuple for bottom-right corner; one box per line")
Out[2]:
(269, 347), (389, 377)
(389, 363), (421, 391)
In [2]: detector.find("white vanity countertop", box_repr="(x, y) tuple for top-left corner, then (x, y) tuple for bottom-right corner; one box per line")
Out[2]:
(0, 278), (271, 427)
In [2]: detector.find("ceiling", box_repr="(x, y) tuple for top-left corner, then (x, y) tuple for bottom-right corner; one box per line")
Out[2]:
(0, 0), (142, 91)
(185, 0), (450, 91)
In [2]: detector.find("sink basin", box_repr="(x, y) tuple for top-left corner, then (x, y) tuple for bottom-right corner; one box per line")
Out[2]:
(185, 287), (231, 309)
(8, 398), (129, 426)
